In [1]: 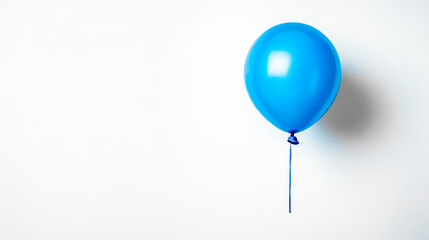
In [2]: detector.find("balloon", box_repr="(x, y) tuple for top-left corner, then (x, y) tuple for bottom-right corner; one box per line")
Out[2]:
(244, 22), (341, 137)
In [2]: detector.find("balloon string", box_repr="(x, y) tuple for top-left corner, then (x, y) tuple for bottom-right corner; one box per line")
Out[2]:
(289, 143), (292, 213)
(287, 133), (298, 213)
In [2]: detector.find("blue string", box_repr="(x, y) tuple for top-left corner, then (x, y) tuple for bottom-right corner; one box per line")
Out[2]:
(287, 133), (298, 214)
(289, 143), (292, 213)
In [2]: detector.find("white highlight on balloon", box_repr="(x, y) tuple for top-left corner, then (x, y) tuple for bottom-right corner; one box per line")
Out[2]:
(267, 51), (291, 77)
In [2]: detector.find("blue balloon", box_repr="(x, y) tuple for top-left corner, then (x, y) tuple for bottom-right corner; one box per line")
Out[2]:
(245, 22), (341, 136)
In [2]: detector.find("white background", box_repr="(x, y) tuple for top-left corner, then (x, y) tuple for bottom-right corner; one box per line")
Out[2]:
(0, 0), (428, 239)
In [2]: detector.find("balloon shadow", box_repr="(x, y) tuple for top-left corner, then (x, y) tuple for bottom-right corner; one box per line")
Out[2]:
(321, 72), (381, 141)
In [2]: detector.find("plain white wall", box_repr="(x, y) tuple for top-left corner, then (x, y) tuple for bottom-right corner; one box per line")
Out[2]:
(0, 0), (428, 239)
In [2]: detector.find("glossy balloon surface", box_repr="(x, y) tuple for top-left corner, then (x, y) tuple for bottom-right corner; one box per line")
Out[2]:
(245, 22), (341, 133)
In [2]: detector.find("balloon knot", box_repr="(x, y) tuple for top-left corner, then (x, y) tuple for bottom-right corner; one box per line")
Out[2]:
(288, 133), (299, 145)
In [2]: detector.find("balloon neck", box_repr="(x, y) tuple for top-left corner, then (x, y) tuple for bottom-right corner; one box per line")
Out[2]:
(288, 133), (299, 145)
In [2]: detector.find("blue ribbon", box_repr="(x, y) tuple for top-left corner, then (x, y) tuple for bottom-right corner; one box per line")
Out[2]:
(287, 134), (299, 213)
(289, 144), (292, 213)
